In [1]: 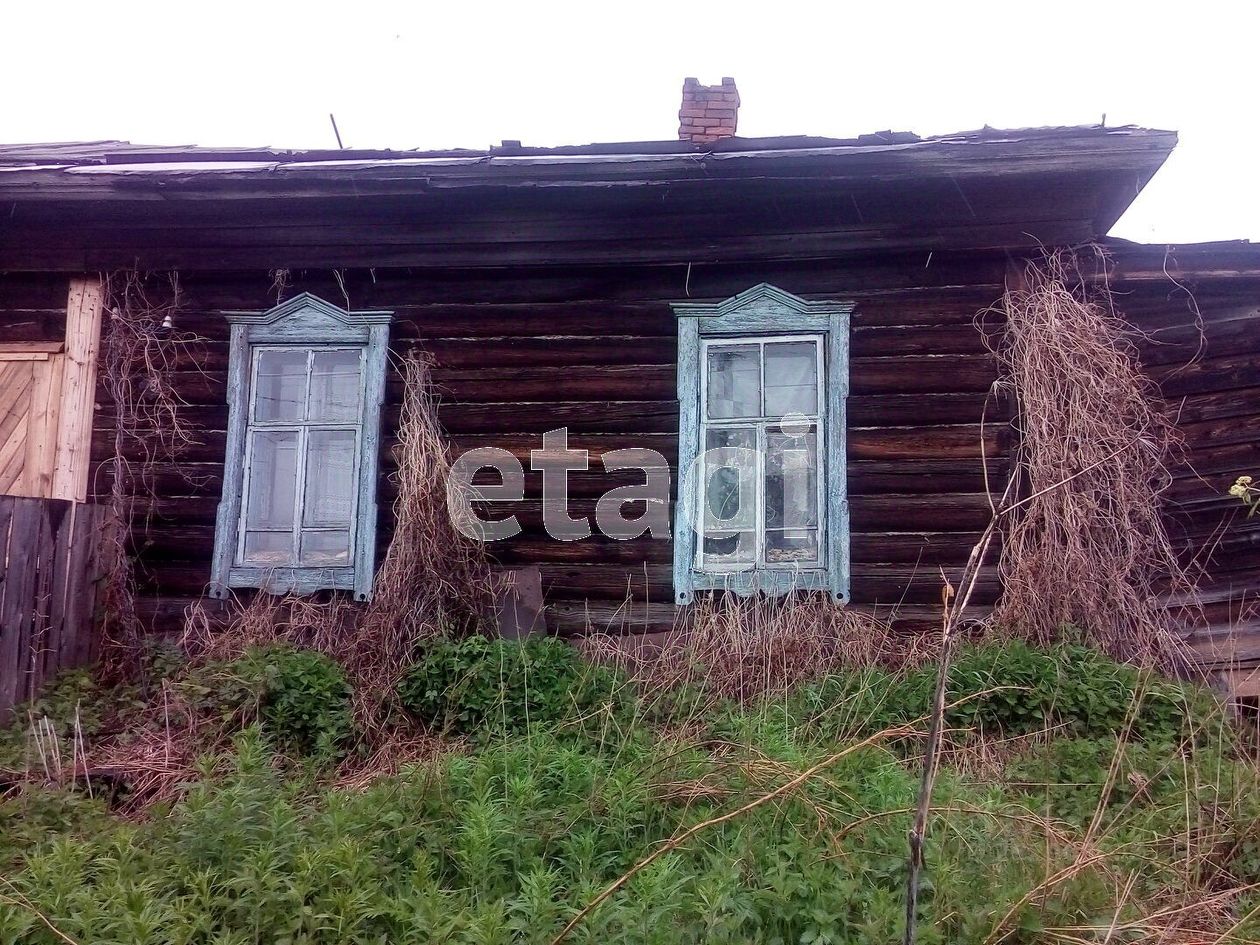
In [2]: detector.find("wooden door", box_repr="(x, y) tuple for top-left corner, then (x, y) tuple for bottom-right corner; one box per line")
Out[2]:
(0, 345), (65, 498)
(0, 278), (104, 502)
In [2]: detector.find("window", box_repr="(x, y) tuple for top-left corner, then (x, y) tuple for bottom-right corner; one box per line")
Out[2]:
(210, 294), (391, 600)
(672, 285), (851, 604)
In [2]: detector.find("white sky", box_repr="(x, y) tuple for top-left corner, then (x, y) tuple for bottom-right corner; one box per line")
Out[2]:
(3, 1), (1256, 244)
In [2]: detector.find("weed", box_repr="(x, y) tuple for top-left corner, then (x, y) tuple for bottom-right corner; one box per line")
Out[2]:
(397, 636), (627, 738)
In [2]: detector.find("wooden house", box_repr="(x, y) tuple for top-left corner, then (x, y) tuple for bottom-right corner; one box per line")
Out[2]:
(0, 79), (1257, 710)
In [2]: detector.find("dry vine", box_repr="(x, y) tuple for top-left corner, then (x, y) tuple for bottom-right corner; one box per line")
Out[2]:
(96, 271), (205, 679)
(356, 350), (496, 654)
(988, 250), (1196, 673)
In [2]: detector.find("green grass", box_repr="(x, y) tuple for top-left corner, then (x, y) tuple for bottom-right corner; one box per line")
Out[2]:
(0, 639), (1257, 945)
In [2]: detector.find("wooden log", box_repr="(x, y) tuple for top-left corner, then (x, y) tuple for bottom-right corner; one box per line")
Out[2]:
(91, 455), (1000, 506)
(1150, 350), (1260, 399)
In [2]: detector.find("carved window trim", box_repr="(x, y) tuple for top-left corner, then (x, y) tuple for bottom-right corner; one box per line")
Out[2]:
(209, 293), (391, 601)
(672, 284), (852, 605)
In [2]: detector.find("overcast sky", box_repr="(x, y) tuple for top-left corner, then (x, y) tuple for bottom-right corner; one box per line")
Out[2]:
(4, 1), (1255, 244)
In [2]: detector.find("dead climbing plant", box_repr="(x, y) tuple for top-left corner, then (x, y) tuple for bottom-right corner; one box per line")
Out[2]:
(354, 349), (497, 667)
(988, 249), (1196, 673)
(96, 270), (205, 679)
(583, 592), (945, 707)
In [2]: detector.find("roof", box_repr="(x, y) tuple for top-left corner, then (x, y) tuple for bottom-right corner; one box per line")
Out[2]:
(0, 125), (1172, 191)
(0, 130), (928, 165)
(0, 125), (1179, 270)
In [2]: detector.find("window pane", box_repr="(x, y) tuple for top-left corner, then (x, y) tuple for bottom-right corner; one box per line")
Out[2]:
(301, 530), (351, 566)
(765, 426), (818, 530)
(246, 430), (299, 529)
(703, 427), (755, 531)
(303, 430), (356, 526)
(701, 427), (756, 567)
(765, 529), (820, 565)
(764, 341), (818, 417)
(254, 349), (307, 421)
(309, 350), (362, 422)
(706, 345), (760, 418)
(703, 531), (756, 566)
(243, 531), (294, 566)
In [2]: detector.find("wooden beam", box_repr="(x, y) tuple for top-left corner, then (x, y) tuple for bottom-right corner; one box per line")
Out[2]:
(51, 276), (104, 501)
(0, 342), (66, 354)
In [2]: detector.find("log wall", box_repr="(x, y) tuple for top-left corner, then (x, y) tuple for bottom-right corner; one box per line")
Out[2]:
(4, 243), (1255, 687)
(79, 252), (1011, 637)
(1108, 246), (1260, 687)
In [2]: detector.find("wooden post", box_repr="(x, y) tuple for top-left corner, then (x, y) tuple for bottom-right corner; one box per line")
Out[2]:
(51, 277), (104, 502)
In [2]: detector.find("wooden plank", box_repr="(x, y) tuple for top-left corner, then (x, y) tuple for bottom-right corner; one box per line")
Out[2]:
(23, 354), (65, 498)
(59, 502), (100, 669)
(0, 361), (33, 494)
(89, 504), (116, 665)
(1223, 665), (1260, 699)
(0, 499), (41, 713)
(0, 496), (13, 720)
(52, 277), (104, 501)
(1148, 351), (1260, 399)
(25, 501), (57, 703)
(0, 341), (65, 354)
(45, 499), (77, 686)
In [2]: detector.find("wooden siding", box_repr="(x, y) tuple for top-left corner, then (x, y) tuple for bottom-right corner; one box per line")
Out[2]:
(0, 497), (111, 720)
(81, 253), (1010, 637)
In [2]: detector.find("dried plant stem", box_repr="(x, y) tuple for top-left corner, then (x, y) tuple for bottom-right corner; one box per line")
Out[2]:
(904, 473), (1011, 945)
(0, 881), (79, 945)
(584, 593), (937, 707)
(355, 349), (496, 672)
(551, 722), (919, 945)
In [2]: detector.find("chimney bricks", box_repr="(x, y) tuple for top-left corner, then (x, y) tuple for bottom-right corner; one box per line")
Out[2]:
(679, 76), (739, 144)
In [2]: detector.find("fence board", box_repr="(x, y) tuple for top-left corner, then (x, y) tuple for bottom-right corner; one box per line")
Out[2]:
(0, 497), (106, 721)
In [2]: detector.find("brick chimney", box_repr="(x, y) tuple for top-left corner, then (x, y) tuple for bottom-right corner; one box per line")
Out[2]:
(678, 77), (739, 143)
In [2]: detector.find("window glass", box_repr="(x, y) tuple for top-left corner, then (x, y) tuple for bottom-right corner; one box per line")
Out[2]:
(765, 425), (820, 565)
(238, 349), (363, 570)
(765, 529), (820, 565)
(765, 426), (818, 530)
(309, 350), (362, 422)
(764, 342), (818, 416)
(254, 350), (307, 422)
(246, 430), (299, 531)
(706, 345), (760, 419)
(303, 430), (356, 526)
(243, 530), (292, 566)
(301, 530), (351, 566)
(701, 427), (756, 567)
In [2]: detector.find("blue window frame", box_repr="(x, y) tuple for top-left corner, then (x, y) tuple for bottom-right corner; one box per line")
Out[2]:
(209, 293), (391, 601)
(672, 284), (852, 604)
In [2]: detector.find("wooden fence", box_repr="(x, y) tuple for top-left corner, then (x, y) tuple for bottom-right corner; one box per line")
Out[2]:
(0, 496), (110, 720)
